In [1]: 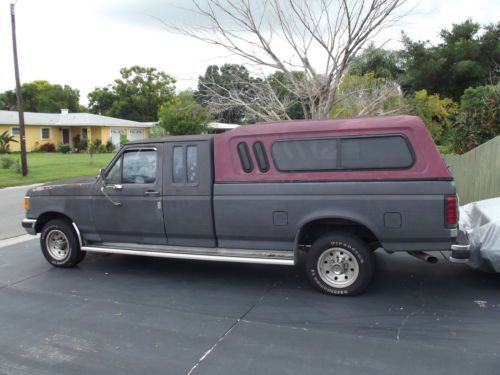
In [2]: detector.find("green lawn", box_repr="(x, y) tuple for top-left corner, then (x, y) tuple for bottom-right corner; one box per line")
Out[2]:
(0, 152), (115, 188)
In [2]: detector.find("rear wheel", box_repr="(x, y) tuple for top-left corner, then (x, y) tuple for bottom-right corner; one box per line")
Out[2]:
(305, 233), (375, 296)
(40, 219), (86, 267)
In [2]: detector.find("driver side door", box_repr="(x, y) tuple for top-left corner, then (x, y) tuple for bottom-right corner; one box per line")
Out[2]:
(91, 144), (167, 245)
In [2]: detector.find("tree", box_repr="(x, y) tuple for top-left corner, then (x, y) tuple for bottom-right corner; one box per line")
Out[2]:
(197, 64), (254, 124)
(401, 20), (500, 100)
(159, 91), (210, 135)
(449, 83), (500, 153)
(0, 80), (81, 113)
(164, 0), (410, 120)
(330, 73), (406, 118)
(0, 130), (18, 154)
(88, 66), (176, 121)
(349, 43), (403, 80)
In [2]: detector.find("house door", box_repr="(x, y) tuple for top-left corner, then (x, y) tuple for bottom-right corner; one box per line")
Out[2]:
(110, 128), (126, 147)
(62, 129), (70, 144)
(129, 128), (143, 141)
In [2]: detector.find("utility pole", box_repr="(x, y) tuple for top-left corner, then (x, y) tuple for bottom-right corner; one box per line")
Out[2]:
(10, 3), (28, 176)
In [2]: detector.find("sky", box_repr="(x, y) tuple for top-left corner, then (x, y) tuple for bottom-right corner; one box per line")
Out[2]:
(0, 0), (498, 107)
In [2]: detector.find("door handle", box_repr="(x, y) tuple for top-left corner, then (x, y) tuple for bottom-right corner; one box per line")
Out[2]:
(113, 184), (123, 191)
(144, 190), (160, 197)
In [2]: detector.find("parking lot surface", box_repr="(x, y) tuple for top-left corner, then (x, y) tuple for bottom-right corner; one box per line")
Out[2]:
(0, 240), (499, 374)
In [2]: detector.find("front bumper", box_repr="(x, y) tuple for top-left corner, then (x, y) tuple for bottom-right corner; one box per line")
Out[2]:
(21, 218), (37, 235)
(449, 230), (470, 263)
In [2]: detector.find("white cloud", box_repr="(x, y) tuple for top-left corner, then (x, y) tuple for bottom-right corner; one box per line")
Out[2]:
(0, 0), (498, 107)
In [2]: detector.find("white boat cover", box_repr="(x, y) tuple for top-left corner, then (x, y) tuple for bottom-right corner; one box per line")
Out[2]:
(459, 197), (500, 272)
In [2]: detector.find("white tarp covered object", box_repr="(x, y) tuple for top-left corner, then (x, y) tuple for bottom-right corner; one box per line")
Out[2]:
(459, 197), (500, 272)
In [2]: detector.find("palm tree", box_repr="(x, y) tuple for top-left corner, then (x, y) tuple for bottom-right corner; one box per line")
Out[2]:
(0, 130), (18, 154)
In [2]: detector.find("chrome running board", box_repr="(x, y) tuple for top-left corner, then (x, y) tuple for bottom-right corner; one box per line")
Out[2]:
(81, 243), (295, 266)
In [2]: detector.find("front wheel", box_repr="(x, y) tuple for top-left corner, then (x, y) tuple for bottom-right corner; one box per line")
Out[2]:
(305, 233), (375, 296)
(40, 219), (86, 267)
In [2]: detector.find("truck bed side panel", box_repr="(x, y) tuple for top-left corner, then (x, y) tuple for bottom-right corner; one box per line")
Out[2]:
(214, 181), (456, 252)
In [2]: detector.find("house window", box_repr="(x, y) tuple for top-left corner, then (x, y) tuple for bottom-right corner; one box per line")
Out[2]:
(11, 127), (20, 137)
(41, 128), (51, 140)
(82, 128), (88, 141)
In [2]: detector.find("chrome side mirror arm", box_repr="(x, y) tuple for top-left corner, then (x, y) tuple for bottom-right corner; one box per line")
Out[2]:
(100, 185), (122, 207)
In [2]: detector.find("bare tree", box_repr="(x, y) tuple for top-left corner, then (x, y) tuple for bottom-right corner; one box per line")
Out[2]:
(163, 0), (409, 120)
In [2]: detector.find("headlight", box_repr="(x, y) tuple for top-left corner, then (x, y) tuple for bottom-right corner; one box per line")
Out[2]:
(24, 196), (30, 211)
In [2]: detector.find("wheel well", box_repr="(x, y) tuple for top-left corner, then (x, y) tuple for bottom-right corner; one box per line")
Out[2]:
(35, 212), (74, 233)
(297, 218), (380, 251)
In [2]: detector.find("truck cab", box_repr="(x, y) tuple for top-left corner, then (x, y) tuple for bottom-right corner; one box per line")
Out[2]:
(22, 116), (470, 296)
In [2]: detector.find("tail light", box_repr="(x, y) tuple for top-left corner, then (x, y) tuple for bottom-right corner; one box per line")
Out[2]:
(445, 195), (458, 228)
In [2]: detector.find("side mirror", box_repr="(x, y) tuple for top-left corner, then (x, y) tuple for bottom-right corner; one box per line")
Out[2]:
(100, 168), (106, 184)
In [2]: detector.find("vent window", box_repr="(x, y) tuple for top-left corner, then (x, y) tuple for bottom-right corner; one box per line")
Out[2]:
(237, 142), (253, 173)
(253, 141), (269, 172)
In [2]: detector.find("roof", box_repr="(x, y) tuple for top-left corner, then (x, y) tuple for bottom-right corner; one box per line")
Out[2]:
(127, 134), (213, 144)
(207, 122), (240, 130)
(0, 110), (155, 128)
(213, 115), (451, 182)
(223, 115), (422, 136)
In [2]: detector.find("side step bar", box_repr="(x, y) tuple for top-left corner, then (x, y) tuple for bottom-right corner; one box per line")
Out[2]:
(81, 244), (295, 266)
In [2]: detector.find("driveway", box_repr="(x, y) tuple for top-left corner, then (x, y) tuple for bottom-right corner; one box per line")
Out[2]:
(0, 184), (35, 240)
(0, 240), (498, 374)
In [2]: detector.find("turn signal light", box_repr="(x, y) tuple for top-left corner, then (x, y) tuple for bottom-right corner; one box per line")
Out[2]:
(24, 196), (30, 211)
(445, 195), (458, 228)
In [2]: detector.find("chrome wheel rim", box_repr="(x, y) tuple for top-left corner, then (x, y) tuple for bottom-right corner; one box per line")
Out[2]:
(46, 230), (70, 261)
(317, 248), (359, 288)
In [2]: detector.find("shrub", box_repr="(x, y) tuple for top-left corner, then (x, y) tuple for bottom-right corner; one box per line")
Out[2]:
(105, 139), (115, 152)
(73, 134), (88, 152)
(58, 143), (71, 154)
(98, 145), (107, 153)
(93, 138), (102, 148)
(1, 157), (14, 169)
(449, 83), (500, 153)
(40, 143), (56, 152)
(119, 133), (128, 147)
(10, 159), (21, 174)
(408, 89), (458, 145)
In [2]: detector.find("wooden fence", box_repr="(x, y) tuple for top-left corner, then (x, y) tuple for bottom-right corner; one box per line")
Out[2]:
(442, 136), (500, 204)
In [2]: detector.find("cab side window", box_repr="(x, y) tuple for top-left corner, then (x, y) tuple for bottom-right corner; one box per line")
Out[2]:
(106, 157), (121, 184)
(106, 149), (157, 184)
(171, 145), (199, 184)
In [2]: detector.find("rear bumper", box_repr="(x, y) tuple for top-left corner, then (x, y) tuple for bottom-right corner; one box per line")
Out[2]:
(449, 230), (470, 263)
(21, 218), (37, 235)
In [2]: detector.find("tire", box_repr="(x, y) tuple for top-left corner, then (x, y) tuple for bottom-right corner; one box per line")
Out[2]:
(40, 219), (85, 267)
(305, 233), (375, 296)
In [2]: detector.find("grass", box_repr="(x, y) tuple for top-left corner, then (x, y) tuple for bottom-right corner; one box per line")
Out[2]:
(0, 152), (115, 188)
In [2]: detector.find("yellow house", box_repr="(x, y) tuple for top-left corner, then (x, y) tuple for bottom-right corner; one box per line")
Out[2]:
(0, 109), (155, 152)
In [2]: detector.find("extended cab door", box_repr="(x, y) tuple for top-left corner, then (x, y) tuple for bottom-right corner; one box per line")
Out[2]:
(163, 139), (216, 247)
(91, 144), (167, 245)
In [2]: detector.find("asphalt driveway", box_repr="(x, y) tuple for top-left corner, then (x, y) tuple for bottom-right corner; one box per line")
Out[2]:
(0, 239), (499, 374)
(0, 184), (33, 240)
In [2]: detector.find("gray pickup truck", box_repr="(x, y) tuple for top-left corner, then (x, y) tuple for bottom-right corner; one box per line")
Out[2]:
(22, 116), (470, 295)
